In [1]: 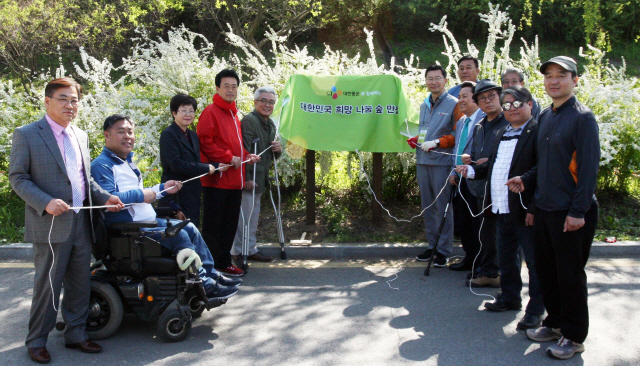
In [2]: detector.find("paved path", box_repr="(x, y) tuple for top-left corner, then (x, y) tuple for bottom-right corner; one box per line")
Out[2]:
(0, 257), (639, 365)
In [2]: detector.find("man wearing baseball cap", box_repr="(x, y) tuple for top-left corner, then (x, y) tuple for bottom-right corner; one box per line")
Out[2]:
(461, 79), (509, 288)
(507, 56), (600, 359)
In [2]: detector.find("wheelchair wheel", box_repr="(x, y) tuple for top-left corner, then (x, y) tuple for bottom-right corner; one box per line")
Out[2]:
(86, 280), (124, 340)
(186, 289), (206, 318)
(157, 308), (192, 342)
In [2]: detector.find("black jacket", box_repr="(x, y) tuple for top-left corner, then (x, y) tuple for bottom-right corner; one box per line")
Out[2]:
(473, 119), (538, 224)
(469, 112), (509, 198)
(535, 96), (599, 218)
(159, 122), (211, 225)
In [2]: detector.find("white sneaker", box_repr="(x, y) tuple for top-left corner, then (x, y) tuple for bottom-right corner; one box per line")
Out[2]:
(526, 326), (562, 342)
(546, 336), (585, 360)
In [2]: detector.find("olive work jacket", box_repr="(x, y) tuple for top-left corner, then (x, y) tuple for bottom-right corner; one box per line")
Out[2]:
(241, 110), (282, 194)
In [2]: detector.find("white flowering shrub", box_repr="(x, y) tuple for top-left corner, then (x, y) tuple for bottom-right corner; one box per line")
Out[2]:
(1, 4), (638, 192)
(432, 3), (640, 190)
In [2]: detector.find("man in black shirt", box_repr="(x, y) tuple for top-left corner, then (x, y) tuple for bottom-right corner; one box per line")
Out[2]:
(507, 56), (599, 360)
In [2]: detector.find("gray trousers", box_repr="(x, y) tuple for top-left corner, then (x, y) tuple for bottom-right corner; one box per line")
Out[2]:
(231, 190), (263, 256)
(417, 164), (454, 256)
(26, 210), (91, 348)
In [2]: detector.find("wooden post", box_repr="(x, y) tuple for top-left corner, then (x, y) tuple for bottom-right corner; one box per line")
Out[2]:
(306, 150), (316, 225)
(372, 152), (383, 226)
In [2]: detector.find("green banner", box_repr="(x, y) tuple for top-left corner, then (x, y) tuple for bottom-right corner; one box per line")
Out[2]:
(273, 74), (419, 152)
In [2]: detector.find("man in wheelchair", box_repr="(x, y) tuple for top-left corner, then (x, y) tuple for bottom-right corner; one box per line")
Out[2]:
(90, 114), (242, 301)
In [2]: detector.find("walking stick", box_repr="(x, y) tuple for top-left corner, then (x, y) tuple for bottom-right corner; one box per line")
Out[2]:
(268, 172), (287, 260)
(424, 185), (456, 276)
(241, 138), (260, 273)
(269, 98), (290, 260)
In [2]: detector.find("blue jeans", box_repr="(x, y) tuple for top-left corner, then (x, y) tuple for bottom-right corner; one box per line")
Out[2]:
(142, 219), (220, 293)
(496, 214), (544, 315)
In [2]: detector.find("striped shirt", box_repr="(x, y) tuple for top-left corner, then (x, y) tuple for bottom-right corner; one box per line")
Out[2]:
(490, 119), (530, 214)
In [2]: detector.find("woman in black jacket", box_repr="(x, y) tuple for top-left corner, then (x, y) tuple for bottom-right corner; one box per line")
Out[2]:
(159, 94), (227, 227)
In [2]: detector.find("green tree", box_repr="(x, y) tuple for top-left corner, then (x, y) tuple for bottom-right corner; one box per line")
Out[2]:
(190, 0), (327, 49)
(323, 0), (395, 67)
(0, 0), (184, 92)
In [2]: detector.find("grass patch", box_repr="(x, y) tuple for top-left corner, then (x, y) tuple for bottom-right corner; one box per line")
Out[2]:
(595, 189), (640, 241)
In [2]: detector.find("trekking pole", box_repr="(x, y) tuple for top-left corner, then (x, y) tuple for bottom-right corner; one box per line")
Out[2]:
(271, 149), (287, 259)
(424, 186), (456, 276)
(270, 100), (289, 260)
(242, 138), (260, 273)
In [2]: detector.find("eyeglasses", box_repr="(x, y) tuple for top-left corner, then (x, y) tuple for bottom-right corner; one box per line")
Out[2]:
(178, 109), (195, 115)
(502, 79), (522, 87)
(257, 99), (276, 106)
(426, 76), (444, 83)
(477, 93), (497, 103)
(50, 96), (79, 107)
(502, 100), (525, 111)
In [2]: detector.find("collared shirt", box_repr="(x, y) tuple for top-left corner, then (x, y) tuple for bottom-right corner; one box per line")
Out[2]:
(464, 108), (481, 137)
(490, 119), (531, 214)
(45, 114), (86, 202)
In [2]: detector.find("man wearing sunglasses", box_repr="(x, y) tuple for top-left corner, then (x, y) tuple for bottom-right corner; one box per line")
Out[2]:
(457, 85), (544, 331)
(231, 87), (283, 266)
(501, 68), (541, 120)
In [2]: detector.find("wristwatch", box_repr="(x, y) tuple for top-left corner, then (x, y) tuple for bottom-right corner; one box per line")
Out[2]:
(435, 139), (440, 147)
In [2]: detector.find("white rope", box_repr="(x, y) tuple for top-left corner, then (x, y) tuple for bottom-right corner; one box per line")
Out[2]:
(44, 155), (257, 312)
(385, 257), (410, 290)
(47, 216), (57, 311)
(47, 202), (136, 311)
(519, 191), (528, 210)
(354, 149), (453, 223)
(46, 120), (276, 310)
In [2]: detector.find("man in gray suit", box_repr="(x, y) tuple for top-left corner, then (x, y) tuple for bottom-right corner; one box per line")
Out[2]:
(9, 78), (124, 364)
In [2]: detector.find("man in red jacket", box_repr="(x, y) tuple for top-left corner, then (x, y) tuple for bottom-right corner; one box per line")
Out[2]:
(197, 69), (260, 277)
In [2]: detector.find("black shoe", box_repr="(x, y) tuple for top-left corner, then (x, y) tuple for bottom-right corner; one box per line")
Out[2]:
(517, 313), (542, 330)
(206, 282), (239, 300)
(416, 249), (433, 262)
(449, 260), (472, 271)
(214, 274), (243, 287)
(484, 298), (522, 312)
(432, 252), (449, 267)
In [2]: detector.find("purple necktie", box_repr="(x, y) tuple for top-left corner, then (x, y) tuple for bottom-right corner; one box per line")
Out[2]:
(62, 129), (83, 213)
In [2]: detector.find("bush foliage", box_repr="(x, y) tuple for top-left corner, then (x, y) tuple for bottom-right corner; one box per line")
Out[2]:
(1, 4), (639, 242)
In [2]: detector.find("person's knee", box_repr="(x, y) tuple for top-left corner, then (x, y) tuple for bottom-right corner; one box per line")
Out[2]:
(174, 230), (194, 253)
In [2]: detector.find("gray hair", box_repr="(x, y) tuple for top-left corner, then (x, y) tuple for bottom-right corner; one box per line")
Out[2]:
(500, 85), (533, 105)
(501, 68), (525, 84)
(253, 86), (278, 101)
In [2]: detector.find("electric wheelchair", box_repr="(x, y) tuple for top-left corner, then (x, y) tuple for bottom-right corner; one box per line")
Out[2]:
(56, 210), (226, 343)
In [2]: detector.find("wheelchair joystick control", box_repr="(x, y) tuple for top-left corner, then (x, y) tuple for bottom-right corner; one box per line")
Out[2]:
(164, 219), (191, 238)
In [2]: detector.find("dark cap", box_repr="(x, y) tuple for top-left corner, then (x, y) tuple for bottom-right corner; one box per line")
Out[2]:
(540, 56), (578, 74)
(473, 79), (502, 104)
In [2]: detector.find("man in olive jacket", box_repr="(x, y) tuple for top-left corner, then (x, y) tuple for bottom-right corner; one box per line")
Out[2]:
(231, 87), (283, 264)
